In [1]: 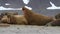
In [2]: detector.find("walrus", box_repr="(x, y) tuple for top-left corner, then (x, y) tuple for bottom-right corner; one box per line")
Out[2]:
(46, 19), (60, 26)
(55, 13), (60, 19)
(22, 6), (55, 26)
(7, 15), (28, 25)
(0, 12), (18, 24)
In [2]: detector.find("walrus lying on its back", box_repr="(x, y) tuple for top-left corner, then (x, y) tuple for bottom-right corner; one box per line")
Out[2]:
(0, 12), (28, 25)
(0, 12), (18, 24)
(7, 15), (28, 25)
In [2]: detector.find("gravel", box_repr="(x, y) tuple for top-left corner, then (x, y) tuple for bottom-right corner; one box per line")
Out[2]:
(0, 25), (60, 34)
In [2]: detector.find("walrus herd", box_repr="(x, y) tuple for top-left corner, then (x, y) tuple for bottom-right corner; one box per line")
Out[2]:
(0, 7), (60, 26)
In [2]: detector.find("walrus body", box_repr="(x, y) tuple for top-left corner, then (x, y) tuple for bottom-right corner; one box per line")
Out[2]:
(22, 7), (55, 26)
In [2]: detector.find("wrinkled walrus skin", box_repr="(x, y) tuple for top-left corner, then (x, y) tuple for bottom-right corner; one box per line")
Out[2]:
(0, 15), (10, 24)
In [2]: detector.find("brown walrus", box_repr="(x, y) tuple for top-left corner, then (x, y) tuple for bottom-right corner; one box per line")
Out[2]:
(0, 15), (10, 24)
(55, 13), (60, 19)
(0, 12), (18, 24)
(46, 19), (60, 26)
(22, 7), (55, 26)
(7, 15), (28, 25)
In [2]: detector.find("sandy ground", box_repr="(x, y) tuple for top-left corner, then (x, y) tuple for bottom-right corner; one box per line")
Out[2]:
(0, 25), (60, 34)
